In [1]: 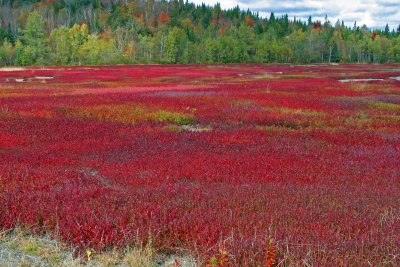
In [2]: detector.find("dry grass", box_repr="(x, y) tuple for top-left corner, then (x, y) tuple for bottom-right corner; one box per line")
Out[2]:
(0, 228), (80, 267)
(0, 229), (196, 267)
(0, 67), (26, 72)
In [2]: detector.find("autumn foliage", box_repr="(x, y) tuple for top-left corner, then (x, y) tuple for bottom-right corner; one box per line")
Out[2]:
(265, 239), (277, 267)
(0, 64), (399, 265)
(158, 11), (170, 25)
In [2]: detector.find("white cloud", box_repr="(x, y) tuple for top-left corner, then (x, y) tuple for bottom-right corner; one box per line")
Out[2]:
(191, 0), (399, 29)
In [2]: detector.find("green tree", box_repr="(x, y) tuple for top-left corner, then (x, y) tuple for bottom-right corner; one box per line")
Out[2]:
(139, 34), (156, 63)
(6, 24), (15, 45)
(49, 26), (72, 65)
(384, 24), (390, 37)
(15, 40), (26, 65)
(0, 28), (5, 43)
(78, 35), (120, 65)
(18, 12), (47, 65)
(69, 24), (89, 65)
(236, 23), (256, 62)
(205, 38), (219, 63)
(389, 35), (400, 62)
(0, 39), (15, 66)
(164, 27), (186, 63)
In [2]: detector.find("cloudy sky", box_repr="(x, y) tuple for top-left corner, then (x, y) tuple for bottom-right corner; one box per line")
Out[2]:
(191, 0), (399, 29)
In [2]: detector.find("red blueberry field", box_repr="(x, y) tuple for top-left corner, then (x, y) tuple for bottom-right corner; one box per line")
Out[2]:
(0, 64), (399, 266)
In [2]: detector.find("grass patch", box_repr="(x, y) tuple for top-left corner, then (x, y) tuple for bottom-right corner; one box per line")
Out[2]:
(0, 92), (32, 98)
(369, 101), (400, 111)
(72, 105), (147, 125)
(0, 228), (80, 266)
(0, 228), (179, 267)
(19, 239), (41, 255)
(71, 104), (195, 126)
(122, 245), (157, 267)
(274, 107), (324, 117)
(344, 112), (372, 128)
(347, 83), (377, 91)
(280, 74), (316, 79)
(258, 119), (314, 131)
(164, 124), (183, 133)
(257, 125), (299, 133)
(153, 110), (194, 125)
(263, 106), (325, 118)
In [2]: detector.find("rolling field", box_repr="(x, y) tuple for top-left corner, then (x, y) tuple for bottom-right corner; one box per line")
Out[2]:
(0, 64), (399, 266)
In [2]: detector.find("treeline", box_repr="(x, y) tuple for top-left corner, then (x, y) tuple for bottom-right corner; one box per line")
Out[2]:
(0, 0), (400, 66)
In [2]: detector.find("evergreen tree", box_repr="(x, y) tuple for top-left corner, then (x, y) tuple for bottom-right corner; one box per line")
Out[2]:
(0, 28), (5, 43)
(6, 24), (15, 45)
(384, 24), (390, 37)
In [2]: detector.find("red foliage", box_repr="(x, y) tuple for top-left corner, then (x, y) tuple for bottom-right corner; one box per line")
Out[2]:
(313, 21), (322, 30)
(265, 238), (277, 267)
(246, 16), (254, 28)
(0, 64), (399, 265)
(158, 11), (170, 25)
(372, 31), (378, 40)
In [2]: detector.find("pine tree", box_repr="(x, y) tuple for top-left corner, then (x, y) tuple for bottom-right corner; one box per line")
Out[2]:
(0, 27), (5, 43)
(6, 24), (15, 45)
(384, 24), (390, 37)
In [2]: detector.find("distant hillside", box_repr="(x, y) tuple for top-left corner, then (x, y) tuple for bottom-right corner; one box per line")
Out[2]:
(0, 0), (399, 65)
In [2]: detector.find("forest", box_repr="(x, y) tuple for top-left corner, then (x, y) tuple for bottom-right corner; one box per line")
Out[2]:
(0, 0), (400, 66)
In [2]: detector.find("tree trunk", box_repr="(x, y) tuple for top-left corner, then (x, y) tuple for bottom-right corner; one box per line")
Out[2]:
(160, 34), (164, 60)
